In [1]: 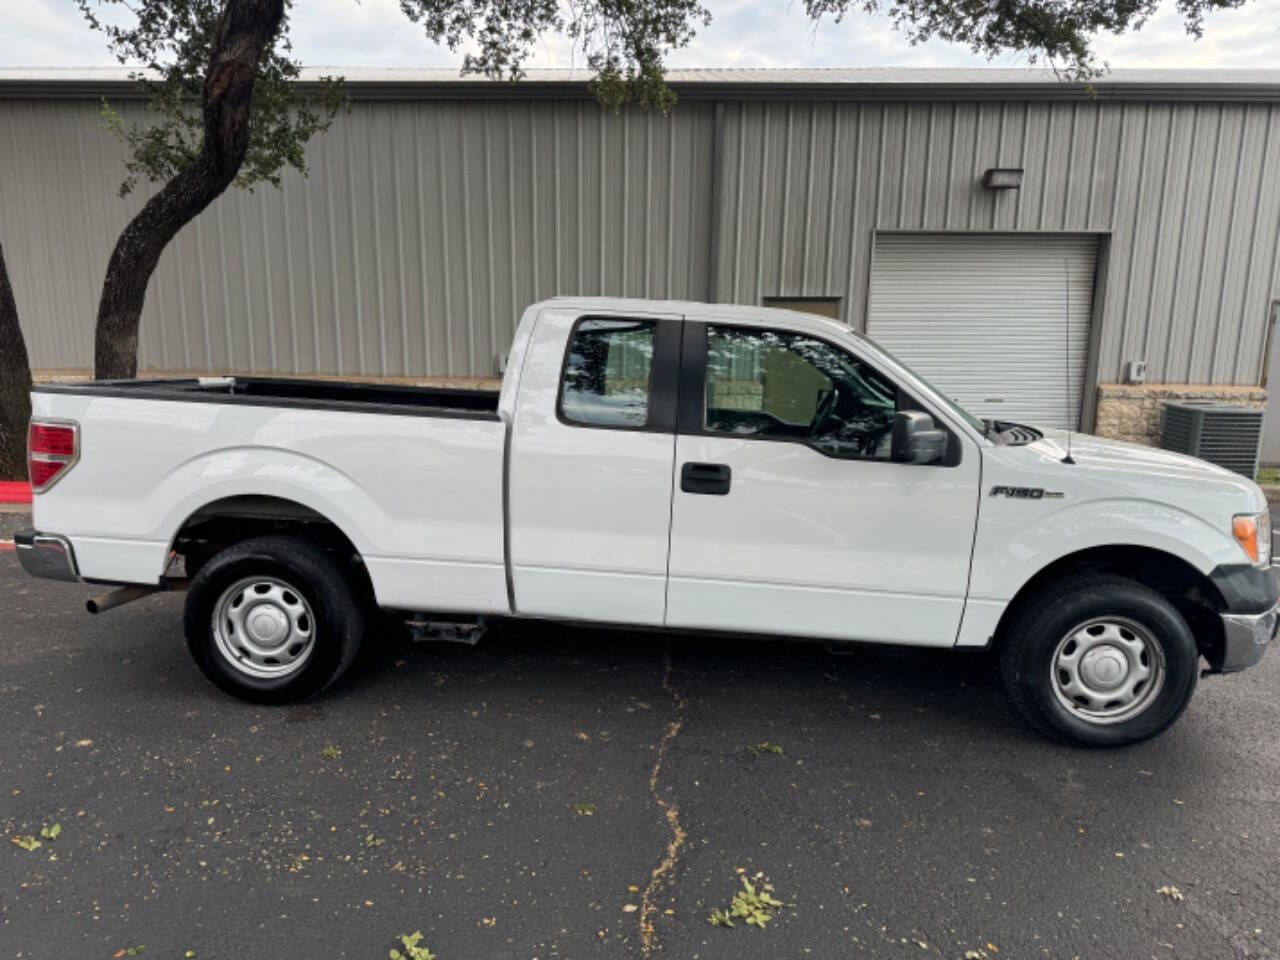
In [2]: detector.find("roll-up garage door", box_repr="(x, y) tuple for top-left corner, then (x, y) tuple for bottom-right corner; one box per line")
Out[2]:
(867, 233), (1097, 430)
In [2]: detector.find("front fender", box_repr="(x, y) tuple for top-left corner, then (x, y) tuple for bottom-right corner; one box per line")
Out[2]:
(969, 497), (1246, 604)
(953, 497), (1248, 649)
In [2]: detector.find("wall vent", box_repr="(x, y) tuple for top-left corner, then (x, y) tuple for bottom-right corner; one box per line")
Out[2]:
(1160, 401), (1263, 479)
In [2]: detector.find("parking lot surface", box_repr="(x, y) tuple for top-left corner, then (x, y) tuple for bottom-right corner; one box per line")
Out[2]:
(3, 512), (1280, 959)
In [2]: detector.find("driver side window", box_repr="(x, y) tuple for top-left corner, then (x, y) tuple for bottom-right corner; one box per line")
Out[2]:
(703, 325), (899, 460)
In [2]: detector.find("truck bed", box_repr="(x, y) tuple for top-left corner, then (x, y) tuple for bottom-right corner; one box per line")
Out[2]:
(29, 377), (510, 608)
(34, 376), (501, 421)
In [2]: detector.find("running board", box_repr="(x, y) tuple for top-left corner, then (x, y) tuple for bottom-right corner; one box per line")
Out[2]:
(405, 618), (487, 646)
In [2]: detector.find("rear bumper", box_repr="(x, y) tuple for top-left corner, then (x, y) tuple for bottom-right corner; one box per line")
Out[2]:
(1217, 602), (1278, 672)
(14, 529), (80, 583)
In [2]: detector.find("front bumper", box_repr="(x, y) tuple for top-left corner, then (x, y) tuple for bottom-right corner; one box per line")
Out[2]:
(1218, 602), (1279, 672)
(14, 529), (80, 583)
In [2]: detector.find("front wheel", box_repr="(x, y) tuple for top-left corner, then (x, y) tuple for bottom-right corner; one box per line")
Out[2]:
(1000, 574), (1200, 747)
(184, 535), (365, 704)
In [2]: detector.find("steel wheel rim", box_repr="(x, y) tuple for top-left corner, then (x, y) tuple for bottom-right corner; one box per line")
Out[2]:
(1050, 616), (1166, 725)
(211, 576), (317, 680)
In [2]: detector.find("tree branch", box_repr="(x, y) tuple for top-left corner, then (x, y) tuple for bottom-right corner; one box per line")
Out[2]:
(93, 0), (287, 379)
(0, 243), (34, 479)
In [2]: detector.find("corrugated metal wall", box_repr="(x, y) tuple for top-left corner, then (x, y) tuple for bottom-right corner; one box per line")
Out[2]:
(715, 98), (1280, 385)
(0, 97), (716, 377)
(3, 90), (1280, 388)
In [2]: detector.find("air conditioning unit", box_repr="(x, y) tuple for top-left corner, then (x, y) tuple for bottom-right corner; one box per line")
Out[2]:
(1160, 401), (1264, 479)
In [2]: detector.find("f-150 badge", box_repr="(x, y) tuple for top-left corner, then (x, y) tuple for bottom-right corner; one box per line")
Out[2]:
(989, 485), (1066, 499)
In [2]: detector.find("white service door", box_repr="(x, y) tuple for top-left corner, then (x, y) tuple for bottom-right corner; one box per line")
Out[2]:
(507, 309), (679, 626)
(665, 322), (981, 647)
(868, 233), (1097, 430)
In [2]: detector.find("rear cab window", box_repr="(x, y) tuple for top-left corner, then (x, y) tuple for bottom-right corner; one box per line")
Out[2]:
(559, 318), (658, 428)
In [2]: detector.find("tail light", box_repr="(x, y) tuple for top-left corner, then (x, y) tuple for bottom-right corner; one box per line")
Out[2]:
(28, 420), (79, 492)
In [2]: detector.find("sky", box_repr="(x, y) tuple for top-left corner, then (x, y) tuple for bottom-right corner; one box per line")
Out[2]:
(3, 0), (1280, 72)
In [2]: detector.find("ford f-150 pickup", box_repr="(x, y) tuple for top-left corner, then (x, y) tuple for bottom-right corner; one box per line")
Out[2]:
(16, 297), (1278, 746)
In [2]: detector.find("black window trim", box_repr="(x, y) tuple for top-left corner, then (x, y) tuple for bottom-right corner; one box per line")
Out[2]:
(555, 314), (681, 434)
(678, 320), (961, 467)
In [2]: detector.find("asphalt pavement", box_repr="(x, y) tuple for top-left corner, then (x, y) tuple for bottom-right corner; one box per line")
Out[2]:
(3, 511), (1280, 960)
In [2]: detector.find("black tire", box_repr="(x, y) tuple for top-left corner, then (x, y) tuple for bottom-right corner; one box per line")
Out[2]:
(1000, 574), (1199, 747)
(183, 535), (364, 704)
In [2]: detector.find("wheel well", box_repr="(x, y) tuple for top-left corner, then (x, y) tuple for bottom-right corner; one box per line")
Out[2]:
(170, 496), (372, 600)
(993, 545), (1226, 662)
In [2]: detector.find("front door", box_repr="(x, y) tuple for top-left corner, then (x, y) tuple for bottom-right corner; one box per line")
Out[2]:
(665, 320), (981, 647)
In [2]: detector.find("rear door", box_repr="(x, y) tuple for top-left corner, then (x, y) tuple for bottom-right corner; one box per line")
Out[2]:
(664, 318), (982, 646)
(507, 306), (681, 626)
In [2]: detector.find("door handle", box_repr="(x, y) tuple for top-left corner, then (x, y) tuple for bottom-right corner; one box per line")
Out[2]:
(681, 461), (732, 495)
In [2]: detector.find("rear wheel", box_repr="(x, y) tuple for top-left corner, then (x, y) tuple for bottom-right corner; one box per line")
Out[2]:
(184, 535), (364, 703)
(1000, 574), (1199, 747)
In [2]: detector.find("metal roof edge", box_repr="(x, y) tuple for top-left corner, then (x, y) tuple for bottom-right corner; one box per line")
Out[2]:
(3, 72), (1279, 104)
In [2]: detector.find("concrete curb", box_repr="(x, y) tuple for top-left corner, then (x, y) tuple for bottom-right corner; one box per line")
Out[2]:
(1260, 484), (1280, 505)
(0, 482), (31, 505)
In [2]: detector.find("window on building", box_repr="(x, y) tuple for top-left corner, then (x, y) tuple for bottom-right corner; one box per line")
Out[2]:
(762, 297), (842, 321)
(704, 325), (900, 459)
(560, 318), (656, 428)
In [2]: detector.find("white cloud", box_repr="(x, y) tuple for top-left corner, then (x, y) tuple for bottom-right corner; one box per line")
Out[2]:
(2, 0), (1279, 70)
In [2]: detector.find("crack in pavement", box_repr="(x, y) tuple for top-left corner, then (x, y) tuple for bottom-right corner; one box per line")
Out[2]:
(639, 643), (688, 957)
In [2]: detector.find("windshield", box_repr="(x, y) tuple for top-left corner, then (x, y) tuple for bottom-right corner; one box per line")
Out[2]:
(858, 337), (988, 435)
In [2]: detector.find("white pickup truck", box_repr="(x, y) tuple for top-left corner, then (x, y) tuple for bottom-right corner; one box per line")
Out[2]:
(17, 297), (1277, 746)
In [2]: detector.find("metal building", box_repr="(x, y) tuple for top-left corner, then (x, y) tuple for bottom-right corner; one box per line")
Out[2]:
(4, 67), (1280, 444)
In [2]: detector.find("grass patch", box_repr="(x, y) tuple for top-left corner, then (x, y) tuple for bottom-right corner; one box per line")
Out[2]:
(1256, 466), (1280, 485)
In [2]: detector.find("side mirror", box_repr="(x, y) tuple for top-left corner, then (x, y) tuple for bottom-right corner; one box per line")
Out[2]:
(891, 410), (947, 464)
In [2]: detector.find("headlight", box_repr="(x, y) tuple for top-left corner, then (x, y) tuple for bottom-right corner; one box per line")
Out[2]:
(1232, 509), (1271, 566)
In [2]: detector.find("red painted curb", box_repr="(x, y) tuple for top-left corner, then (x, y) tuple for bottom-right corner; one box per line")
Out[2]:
(0, 481), (32, 504)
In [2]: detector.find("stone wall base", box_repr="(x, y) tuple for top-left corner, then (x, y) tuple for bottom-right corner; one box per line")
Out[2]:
(1094, 383), (1267, 446)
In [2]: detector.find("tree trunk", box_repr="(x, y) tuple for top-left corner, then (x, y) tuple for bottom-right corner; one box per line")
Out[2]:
(93, 0), (286, 379)
(0, 243), (33, 480)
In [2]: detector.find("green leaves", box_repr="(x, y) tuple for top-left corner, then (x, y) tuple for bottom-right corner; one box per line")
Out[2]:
(389, 930), (436, 960)
(320, 744), (342, 761)
(574, 802), (596, 816)
(748, 742), (784, 756)
(399, 0), (708, 115)
(707, 874), (786, 931)
(75, 0), (345, 197)
(10, 822), (60, 851)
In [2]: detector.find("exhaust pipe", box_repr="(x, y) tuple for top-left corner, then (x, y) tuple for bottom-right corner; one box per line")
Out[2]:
(86, 579), (189, 615)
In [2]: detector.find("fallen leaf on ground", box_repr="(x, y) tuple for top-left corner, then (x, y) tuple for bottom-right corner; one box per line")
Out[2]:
(1157, 885), (1185, 901)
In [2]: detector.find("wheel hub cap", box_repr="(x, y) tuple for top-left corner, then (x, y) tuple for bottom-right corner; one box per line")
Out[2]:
(247, 605), (290, 647)
(1079, 644), (1129, 689)
(211, 576), (317, 680)
(1050, 617), (1166, 725)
